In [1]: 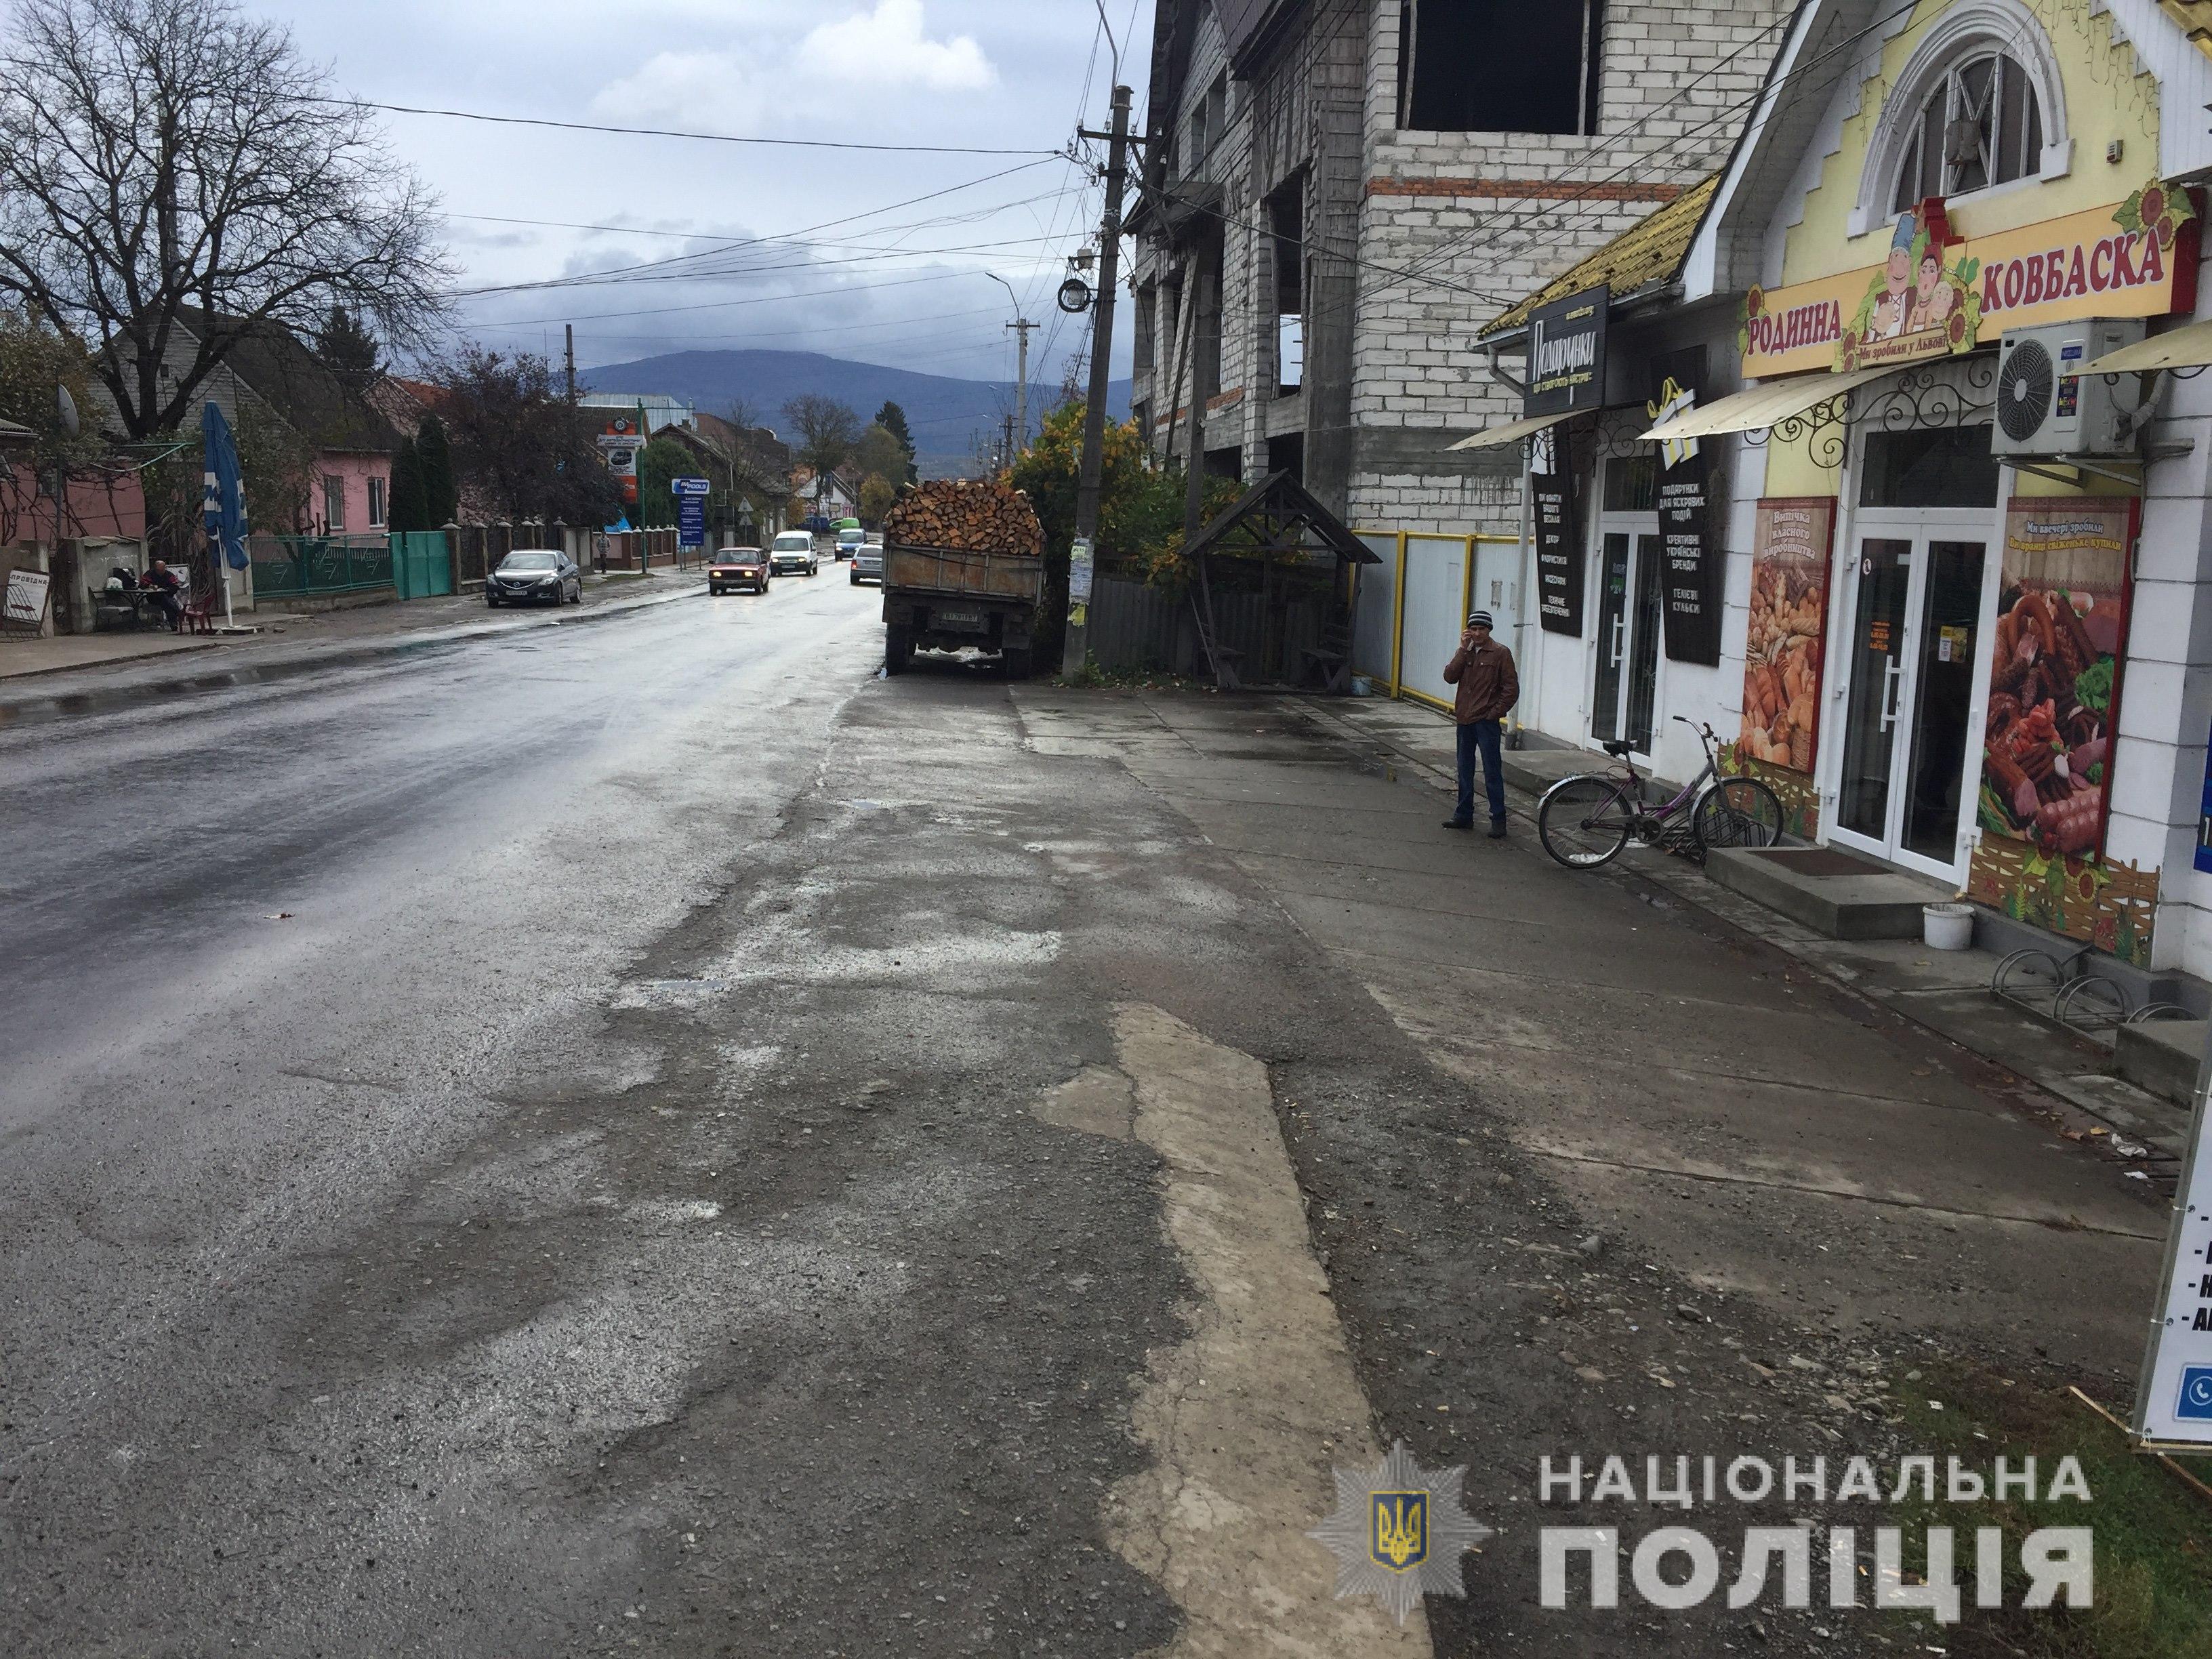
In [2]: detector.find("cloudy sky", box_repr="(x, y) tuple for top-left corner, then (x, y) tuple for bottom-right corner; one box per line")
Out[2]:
(263, 0), (1151, 388)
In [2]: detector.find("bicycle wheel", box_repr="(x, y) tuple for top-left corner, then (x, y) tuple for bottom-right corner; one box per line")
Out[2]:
(1538, 777), (1636, 869)
(1692, 777), (1785, 851)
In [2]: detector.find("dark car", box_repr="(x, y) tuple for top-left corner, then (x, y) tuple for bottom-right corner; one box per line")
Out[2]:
(487, 550), (580, 607)
(709, 547), (770, 595)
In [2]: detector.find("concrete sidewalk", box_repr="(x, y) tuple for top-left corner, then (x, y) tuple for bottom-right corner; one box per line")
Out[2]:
(0, 571), (708, 720)
(0, 568), (703, 684)
(1016, 683), (2167, 1377)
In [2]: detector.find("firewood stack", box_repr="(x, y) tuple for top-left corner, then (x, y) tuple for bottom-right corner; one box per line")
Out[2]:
(882, 480), (1044, 556)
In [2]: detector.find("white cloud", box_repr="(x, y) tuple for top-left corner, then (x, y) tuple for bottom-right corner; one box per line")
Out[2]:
(587, 50), (769, 134)
(796, 0), (996, 92)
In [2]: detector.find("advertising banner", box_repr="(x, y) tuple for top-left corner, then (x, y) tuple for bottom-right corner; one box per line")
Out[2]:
(676, 495), (705, 550)
(1740, 498), (1836, 777)
(3, 566), (52, 626)
(1740, 186), (2200, 378)
(597, 416), (642, 508)
(1523, 285), (1608, 417)
(1657, 450), (1717, 664)
(2136, 1067), (2212, 1449)
(1965, 497), (2158, 962)
(1532, 470), (1582, 636)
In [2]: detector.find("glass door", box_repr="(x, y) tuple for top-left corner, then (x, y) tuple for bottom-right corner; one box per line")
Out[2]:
(1831, 530), (1988, 878)
(1591, 530), (1663, 753)
(1835, 538), (1912, 842)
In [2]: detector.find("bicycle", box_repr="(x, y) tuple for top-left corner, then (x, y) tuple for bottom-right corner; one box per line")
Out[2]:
(1536, 718), (1785, 869)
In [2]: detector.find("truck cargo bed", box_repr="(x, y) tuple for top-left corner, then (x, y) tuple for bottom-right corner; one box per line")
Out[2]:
(884, 542), (1042, 602)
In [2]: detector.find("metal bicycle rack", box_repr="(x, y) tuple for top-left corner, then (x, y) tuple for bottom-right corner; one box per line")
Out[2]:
(1992, 946), (2144, 1046)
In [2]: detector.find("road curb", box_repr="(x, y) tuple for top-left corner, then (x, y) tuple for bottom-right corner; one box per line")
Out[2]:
(0, 585), (705, 726)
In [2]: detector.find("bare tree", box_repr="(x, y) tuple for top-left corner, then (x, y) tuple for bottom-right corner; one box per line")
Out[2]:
(781, 393), (859, 512)
(0, 0), (451, 440)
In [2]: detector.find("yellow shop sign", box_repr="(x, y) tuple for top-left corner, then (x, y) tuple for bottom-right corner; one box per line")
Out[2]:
(1739, 185), (2200, 378)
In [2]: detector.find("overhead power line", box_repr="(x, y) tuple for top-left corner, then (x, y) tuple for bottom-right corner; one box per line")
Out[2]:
(334, 98), (1067, 157)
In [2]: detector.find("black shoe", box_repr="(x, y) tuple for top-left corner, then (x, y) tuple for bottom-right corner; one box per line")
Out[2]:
(1442, 818), (1473, 831)
(1487, 821), (1508, 839)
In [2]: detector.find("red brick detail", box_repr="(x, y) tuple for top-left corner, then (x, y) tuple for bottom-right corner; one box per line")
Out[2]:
(1366, 178), (1685, 203)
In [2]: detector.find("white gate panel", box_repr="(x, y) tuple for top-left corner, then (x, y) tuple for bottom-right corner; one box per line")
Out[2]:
(1401, 535), (1468, 708)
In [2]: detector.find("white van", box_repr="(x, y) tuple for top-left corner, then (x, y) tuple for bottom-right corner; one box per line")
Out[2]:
(770, 531), (819, 577)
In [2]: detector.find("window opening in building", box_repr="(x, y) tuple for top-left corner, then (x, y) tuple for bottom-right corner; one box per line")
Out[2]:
(1601, 453), (1657, 514)
(323, 475), (346, 531)
(1400, 0), (1605, 136)
(368, 476), (388, 528)
(1204, 446), (1242, 483)
(1267, 432), (1306, 485)
(1892, 52), (2043, 209)
(1269, 180), (1305, 397)
(1858, 426), (1999, 510)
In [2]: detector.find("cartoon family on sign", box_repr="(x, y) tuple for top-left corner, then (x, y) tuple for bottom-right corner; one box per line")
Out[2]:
(1839, 199), (1984, 371)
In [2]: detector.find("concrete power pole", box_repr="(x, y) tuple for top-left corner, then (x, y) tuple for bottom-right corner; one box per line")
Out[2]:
(1007, 315), (1036, 453)
(565, 325), (577, 402)
(1063, 83), (1133, 681)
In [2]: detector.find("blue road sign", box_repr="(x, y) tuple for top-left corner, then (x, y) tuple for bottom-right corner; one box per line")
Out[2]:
(677, 493), (706, 550)
(671, 476), (712, 497)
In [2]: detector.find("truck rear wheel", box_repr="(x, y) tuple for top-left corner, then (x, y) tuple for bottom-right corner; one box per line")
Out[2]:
(885, 628), (911, 675)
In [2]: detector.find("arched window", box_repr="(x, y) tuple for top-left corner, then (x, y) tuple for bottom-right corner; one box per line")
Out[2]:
(1891, 49), (2045, 209)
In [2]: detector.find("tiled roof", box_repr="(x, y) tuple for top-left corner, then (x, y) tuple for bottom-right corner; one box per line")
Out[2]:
(1479, 173), (1721, 338)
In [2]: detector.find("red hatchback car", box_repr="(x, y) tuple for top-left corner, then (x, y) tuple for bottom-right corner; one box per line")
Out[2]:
(708, 547), (769, 595)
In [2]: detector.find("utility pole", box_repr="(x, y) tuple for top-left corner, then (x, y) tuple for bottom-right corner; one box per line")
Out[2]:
(1007, 315), (1036, 452)
(565, 325), (577, 403)
(1063, 82), (1132, 680)
(1002, 411), (1017, 475)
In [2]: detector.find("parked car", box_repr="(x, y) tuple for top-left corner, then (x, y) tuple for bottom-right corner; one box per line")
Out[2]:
(770, 530), (819, 577)
(486, 550), (580, 607)
(835, 528), (867, 562)
(708, 547), (769, 595)
(850, 540), (884, 586)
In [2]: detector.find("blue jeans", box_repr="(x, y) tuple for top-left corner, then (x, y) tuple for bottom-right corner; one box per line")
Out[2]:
(1455, 719), (1505, 825)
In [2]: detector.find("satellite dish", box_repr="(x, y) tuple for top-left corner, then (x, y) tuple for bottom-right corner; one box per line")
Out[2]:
(56, 384), (79, 437)
(1057, 277), (1094, 315)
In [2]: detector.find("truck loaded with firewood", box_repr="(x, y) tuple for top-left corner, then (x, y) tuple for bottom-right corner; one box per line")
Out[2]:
(880, 479), (1044, 679)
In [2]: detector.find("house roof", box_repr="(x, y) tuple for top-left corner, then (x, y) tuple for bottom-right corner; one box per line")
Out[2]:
(0, 417), (33, 447)
(175, 308), (401, 453)
(1183, 470), (1378, 567)
(1480, 174), (1722, 339)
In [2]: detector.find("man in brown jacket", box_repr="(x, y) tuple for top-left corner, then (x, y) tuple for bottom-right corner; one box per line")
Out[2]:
(1441, 610), (1519, 838)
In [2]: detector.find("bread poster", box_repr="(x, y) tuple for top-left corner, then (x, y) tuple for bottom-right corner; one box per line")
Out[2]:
(1741, 499), (1837, 776)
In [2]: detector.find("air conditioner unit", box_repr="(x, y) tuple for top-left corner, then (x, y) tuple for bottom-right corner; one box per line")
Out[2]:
(1989, 319), (2146, 459)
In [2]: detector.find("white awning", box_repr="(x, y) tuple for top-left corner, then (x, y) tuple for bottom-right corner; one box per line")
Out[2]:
(2081, 318), (2212, 375)
(1639, 365), (1896, 441)
(1446, 409), (1577, 451)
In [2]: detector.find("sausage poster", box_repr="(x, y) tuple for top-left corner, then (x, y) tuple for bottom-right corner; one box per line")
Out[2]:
(1975, 497), (2135, 862)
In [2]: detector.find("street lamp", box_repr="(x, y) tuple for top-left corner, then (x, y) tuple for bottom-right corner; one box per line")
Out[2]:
(985, 272), (1036, 459)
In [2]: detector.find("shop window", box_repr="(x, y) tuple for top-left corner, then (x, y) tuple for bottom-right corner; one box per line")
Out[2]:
(1399, 0), (1605, 136)
(1858, 427), (2000, 510)
(1601, 454), (1657, 514)
(1891, 50), (2043, 209)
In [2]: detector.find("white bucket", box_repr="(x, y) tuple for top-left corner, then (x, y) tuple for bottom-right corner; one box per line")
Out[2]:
(1923, 902), (1975, 951)
(1349, 675), (1373, 697)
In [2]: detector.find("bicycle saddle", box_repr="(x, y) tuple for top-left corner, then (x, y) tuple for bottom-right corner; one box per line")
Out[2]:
(1601, 741), (1637, 758)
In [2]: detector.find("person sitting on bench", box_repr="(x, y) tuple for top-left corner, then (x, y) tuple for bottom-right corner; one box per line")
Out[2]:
(140, 559), (184, 632)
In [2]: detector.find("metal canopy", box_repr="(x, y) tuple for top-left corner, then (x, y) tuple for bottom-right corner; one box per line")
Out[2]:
(2081, 317), (2212, 375)
(1639, 366), (1895, 442)
(1444, 409), (1578, 452)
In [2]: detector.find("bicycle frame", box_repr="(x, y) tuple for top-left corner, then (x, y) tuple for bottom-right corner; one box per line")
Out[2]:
(1605, 724), (1721, 832)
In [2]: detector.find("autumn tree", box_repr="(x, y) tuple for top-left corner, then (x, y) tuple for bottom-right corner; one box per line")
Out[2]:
(853, 423), (909, 491)
(858, 474), (897, 525)
(0, 0), (449, 440)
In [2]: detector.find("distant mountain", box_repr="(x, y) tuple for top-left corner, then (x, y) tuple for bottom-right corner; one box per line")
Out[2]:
(579, 349), (1132, 479)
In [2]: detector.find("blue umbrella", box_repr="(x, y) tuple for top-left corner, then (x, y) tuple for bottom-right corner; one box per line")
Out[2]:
(201, 402), (249, 571)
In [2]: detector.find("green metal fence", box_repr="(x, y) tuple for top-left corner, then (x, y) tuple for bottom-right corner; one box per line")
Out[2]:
(249, 535), (395, 600)
(390, 532), (454, 599)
